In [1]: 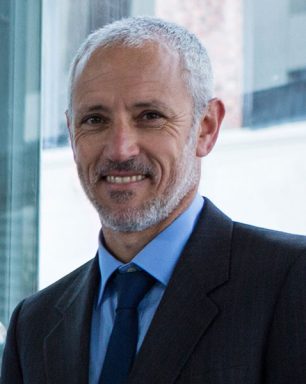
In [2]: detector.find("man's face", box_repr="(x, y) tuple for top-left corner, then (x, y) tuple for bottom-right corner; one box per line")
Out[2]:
(68, 42), (201, 232)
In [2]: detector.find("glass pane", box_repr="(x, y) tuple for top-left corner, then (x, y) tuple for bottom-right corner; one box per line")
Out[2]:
(243, 0), (306, 128)
(0, 0), (41, 364)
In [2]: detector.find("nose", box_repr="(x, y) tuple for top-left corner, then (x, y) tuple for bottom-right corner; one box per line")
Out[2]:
(104, 119), (140, 162)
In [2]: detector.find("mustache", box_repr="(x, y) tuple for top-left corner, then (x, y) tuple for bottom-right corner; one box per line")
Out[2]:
(94, 159), (156, 181)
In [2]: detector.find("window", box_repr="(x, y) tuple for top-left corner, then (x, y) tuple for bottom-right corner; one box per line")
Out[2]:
(243, 0), (306, 127)
(0, 0), (41, 365)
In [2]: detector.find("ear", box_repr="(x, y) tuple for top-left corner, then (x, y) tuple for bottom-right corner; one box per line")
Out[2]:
(65, 110), (76, 161)
(196, 98), (225, 157)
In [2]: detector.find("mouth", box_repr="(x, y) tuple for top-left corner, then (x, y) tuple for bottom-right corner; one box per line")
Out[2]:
(105, 175), (147, 184)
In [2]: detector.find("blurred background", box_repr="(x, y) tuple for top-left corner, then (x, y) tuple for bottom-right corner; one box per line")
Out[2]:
(1, 0), (306, 363)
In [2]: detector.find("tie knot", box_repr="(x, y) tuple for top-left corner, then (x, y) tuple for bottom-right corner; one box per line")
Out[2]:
(114, 270), (155, 310)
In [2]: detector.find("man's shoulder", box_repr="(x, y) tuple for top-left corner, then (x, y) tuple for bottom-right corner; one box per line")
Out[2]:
(233, 221), (306, 275)
(200, 198), (306, 273)
(17, 257), (98, 320)
(203, 197), (306, 251)
(233, 220), (306, 256)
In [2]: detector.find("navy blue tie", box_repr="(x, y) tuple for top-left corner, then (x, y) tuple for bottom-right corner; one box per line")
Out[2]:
(99, 270), (155, 384)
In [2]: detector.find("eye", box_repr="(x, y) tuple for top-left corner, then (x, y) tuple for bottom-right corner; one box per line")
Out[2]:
(137, 111), (166, 129)
(81, 115), (108, 126)
(141, 111), (164, 120)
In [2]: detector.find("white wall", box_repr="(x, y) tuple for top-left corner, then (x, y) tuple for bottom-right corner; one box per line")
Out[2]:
(39, 122), (306, 288)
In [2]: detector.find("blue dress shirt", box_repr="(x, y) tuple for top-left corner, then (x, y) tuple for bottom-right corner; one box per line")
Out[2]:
(89, 194), (204, 383)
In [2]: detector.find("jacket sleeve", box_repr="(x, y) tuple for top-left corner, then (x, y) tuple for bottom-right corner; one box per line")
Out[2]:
(264, 253), (306, 383)
(1, 301), (25, 384)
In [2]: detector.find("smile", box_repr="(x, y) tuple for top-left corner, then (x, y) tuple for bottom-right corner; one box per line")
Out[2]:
(105, 175), (146, 184)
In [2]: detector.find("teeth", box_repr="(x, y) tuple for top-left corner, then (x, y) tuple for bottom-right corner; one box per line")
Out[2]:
(106, 175), (146, 184)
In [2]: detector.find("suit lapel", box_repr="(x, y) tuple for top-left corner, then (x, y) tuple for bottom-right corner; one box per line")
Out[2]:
(129, 199), (233, 384)
(44, 256), (100, 384)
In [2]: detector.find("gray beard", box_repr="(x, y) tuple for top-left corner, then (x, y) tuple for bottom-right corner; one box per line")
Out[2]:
(78, 132), (200, 233)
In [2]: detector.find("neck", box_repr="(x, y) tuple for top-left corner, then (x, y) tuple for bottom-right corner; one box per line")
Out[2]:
(101, 190), (197, 263)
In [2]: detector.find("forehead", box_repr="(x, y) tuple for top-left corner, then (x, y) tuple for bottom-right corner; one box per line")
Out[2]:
(72, 42), (191, 107)
(76, 40), (181, 78)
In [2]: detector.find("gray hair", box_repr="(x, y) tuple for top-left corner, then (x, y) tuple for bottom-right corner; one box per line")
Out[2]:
(67, 16), (214, 120)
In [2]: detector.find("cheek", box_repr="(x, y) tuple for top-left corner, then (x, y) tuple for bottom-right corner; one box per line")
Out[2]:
(73, 138), (101, 167)
(151, 144), (183, 181)
(74, 150), (98, 187)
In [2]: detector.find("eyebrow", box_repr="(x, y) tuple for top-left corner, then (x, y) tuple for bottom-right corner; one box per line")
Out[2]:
(133, 100), (171, 111)
(76, 100), (172, 115)
(77, 104), (111, 114)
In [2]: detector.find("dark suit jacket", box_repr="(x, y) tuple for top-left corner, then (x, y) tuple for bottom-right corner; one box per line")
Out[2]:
(2, 199), (306, 384)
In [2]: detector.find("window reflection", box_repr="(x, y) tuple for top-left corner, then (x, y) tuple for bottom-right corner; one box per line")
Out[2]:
(0, 0), (41, 365)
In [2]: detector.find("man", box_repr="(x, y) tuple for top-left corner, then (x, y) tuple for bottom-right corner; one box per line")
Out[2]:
(1, 16), (306, 384)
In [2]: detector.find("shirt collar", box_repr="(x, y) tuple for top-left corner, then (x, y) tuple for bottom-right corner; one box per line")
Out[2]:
(97, 194), (204, 305)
